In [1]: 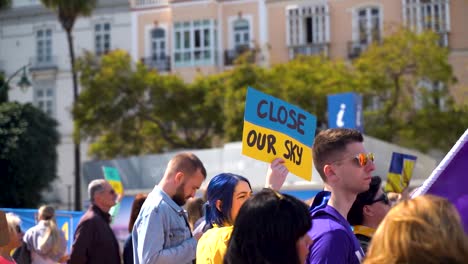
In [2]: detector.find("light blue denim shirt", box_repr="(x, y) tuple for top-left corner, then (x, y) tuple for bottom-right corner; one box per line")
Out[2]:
(132, 186), (196, 264)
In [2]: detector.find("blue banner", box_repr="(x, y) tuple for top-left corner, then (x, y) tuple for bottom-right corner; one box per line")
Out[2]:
(327, 92), (363, 132)
(1, 208), (84, 253)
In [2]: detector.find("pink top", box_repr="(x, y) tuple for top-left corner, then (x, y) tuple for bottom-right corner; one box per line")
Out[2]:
(0, 255), (15, 264)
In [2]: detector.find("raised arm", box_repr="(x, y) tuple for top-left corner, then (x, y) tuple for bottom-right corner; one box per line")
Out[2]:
(265, 158), (289, 191)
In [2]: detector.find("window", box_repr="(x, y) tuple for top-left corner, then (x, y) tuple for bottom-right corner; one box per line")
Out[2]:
(233, 18), (250, 50)
(403, 0), (450, 46)
(95, 22), (111, 56)
(36, 29), (52, 65)
(174, 19), (216, 66)
(151, 28), (166, 60)
(357, 7), (380, 45)
(286, 4), (330, 58)
(34, 84), (55, 116)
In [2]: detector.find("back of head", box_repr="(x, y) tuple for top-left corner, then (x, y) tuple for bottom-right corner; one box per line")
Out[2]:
(224, 189), (311, 264)
(313, 128), (363, 181)
(37, 205), (63, 257)
(364, 195), (468, 264)
(38, 205), (55, 221)
(205, 173), (251, 228)
(347, 176), (382, 225)
(165, 152), (207, 179)
(128, 193), (148, 233)
(186, 197), (205, 231)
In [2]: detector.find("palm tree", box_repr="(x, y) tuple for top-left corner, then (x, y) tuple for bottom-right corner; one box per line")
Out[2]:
(41, 0), (97, 211)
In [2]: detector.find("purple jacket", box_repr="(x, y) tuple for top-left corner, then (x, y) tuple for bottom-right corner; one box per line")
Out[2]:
(307, 191), (364, 264)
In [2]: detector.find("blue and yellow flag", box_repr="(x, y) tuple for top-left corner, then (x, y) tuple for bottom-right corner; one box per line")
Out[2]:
(385, 152), (417, 193)
(102, 166), (124, 222)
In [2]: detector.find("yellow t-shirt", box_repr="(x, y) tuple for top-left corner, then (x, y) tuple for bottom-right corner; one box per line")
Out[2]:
(196, 225), (233, 264)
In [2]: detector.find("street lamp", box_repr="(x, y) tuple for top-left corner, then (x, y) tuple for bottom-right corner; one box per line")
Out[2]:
(0, 64), (31, 101)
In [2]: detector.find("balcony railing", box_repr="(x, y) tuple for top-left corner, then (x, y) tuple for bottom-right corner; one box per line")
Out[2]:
(288, 43), (329, 59)
(141, 56), (171, 72)
(132, 0), (169, 8)
(348, 41), (374, 60)
(29, 56), (58, 71)
(224, 46), (254, 66)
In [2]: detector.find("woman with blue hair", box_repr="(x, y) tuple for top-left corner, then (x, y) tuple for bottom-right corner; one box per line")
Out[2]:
(196, 158), (288, 264)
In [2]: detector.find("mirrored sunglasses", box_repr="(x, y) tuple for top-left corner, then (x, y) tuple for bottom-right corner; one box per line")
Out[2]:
(353, 153), (375, 167)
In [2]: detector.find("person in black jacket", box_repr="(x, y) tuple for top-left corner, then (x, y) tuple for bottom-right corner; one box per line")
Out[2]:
(347, 176), (391, 253)
(69, 179), (121, 264)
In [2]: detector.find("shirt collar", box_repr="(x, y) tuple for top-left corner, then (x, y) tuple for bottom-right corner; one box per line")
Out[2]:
(90, 204), (112, 223)
(154, 186), (186, 216)
(353, 225), (376, 237)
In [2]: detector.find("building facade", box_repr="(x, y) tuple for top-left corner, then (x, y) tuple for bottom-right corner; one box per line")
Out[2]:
(0, 0), (132, 209)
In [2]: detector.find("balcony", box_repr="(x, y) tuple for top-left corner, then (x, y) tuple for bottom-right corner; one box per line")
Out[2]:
(141, 56), (171, 72)
(224, 46), (254, 66)
(29, 56), (58, 71)
(131, 0), (169, 8)
(288, 43), (329, 59)
(347, 41), (373, 60)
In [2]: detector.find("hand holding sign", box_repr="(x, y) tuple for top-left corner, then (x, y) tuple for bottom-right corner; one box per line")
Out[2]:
(265, 158), (289, 190)
(242, 87), (316, 180)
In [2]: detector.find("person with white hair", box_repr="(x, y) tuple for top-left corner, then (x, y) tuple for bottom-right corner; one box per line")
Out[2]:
(69, 179), (121, 264)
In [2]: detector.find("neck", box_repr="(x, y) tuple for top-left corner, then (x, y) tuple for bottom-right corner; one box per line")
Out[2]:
(327, 188), (356, 219)
(362, 218), (379, 229)
(93, 203), (110, 213)
(159, 178), (174, 198)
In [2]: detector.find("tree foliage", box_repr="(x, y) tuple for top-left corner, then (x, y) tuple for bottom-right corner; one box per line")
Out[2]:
(0, 103), (59, 208)
(354, 27), (466, 151)
(74, 50), (224, 159)
(74, 28), (467, 158)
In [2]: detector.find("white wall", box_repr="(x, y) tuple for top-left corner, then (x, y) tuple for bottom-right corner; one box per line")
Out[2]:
(0, 2), (132, 209)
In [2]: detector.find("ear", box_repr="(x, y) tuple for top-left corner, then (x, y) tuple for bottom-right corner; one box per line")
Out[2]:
(323, 164), (338, 183)
(363, 205), (374, 217)
(215, 200), (223, 212)
(174, 172), (185, 184)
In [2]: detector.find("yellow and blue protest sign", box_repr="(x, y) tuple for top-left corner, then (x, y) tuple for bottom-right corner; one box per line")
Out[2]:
(242, 87), (316, 180)
(102, 166), (124, 222)
(385, 152), (417, 193)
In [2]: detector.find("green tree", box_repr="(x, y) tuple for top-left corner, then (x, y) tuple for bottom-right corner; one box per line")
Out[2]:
(73, 50), (224, 159)
(354, 27), (466, 151)
(41, 0), (97, 210)
(0, 103), (59, 208)
(221, 55), (360, 141)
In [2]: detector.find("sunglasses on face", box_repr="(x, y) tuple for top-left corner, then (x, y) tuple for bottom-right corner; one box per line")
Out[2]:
(15, 225), (22, 233)
(332, 152), (375, 167)
(352, 153), (375, 167)
(370, 193), (390, 205)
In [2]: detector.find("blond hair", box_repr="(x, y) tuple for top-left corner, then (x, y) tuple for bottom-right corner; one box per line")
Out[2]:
(364, 195), (468, 264)
(37, 205), (62, 257)
(5, 212), (21, 235)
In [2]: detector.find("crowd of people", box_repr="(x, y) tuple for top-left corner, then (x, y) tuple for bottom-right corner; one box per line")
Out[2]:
(1, 128), (467, 264)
